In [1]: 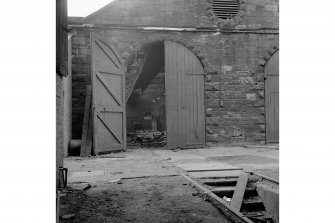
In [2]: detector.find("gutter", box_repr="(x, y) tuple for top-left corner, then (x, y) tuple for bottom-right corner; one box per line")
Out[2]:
(68, 23), (279, 34)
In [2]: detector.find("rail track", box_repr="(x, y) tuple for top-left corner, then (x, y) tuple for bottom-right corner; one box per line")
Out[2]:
(180, 170), (279, 223)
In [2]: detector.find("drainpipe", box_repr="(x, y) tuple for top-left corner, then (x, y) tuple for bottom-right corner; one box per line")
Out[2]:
(219, 32), (224, 107)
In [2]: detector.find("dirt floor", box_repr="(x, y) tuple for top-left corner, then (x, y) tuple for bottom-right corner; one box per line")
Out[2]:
(61, 145), (279, 222)
(60, 176), (231, 223)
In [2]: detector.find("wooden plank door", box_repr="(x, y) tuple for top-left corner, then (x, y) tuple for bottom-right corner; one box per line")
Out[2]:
(165, 41), (205, 149)
(91, 32), (126, 154)
(265, 51), (279, 143)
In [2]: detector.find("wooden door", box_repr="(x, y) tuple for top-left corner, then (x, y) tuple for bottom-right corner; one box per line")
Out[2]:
(265, 51), (279, 143)
(165, 41), (205, 149)
(91, 32), (126, 154)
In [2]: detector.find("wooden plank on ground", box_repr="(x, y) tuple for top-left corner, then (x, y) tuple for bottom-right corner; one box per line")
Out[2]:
(230, 172), (250, 212)
(80, 85), (92, 156)
(85, 105), (93, 156)
(188, 170), (243, 179)
(177, 162), (242, 172)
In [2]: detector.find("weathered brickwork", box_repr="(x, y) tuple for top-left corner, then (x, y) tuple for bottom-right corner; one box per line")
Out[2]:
(202, 0), (279, 29)
(71, 30), (91, 139)
(83, 0), (278, 29)
(69, 0), (279, 144)
(63, 71), (72, 156)
(56, 74), (64, 187)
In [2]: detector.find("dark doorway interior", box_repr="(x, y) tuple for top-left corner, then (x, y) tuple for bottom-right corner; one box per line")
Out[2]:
(126, 42), (166, 148)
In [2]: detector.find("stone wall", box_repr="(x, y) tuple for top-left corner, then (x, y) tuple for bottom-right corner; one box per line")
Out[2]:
(69, 0), (279, 144)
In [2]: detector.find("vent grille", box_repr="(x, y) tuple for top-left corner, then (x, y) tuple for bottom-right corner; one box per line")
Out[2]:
(212, 0), (240, 19)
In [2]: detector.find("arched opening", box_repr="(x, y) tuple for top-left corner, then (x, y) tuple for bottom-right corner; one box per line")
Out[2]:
(125, 40), (206, 149)
(265, 50), (279, 143)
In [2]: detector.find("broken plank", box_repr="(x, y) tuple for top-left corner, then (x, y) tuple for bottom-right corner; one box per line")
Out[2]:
(230, 172), (249, 212)
(210, 186), (236, 193)
(80, 85), (92, 157)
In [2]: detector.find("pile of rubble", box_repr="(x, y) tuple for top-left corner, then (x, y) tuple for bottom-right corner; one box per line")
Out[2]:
(127, 130), (167, 148)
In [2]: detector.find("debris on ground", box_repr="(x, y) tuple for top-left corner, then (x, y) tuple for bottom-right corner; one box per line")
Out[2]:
(61, 214), (76, 220)
(60, 176), (230, 223)
(192, 192), (199, 196)
(222, 196), (231, 203)
(108, 178), (121, 183)
(70, 183), (91, 191)
(59, 188), (86, 223)
(127, 130), (167, 148)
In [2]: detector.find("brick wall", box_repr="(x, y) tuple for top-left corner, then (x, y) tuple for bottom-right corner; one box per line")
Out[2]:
(63, 36), (72, 156)
(56, 74), (64, 187)
(71, 30), (91, 139)
(69, 0), (279, 144)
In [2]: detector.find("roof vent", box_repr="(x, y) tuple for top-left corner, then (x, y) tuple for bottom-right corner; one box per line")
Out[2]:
(212, 0), (240, 19)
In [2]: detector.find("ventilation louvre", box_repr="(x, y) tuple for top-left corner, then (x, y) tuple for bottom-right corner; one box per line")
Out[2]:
(212, 0), (240, 19)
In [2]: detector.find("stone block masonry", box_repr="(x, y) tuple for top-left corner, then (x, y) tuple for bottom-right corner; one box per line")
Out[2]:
(69, 0), (279, 144)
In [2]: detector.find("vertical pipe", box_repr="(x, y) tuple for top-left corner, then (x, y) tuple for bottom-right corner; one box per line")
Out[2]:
(219, 33), (223, 107)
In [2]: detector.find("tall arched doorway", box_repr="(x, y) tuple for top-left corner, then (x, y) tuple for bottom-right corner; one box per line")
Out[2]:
(165, 41), (205, 149)
(265, 50), (279, 143)
(126, 41), (206, 149)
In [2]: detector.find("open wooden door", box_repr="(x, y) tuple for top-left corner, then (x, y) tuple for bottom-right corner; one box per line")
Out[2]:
(265, 50), (279, 143)
(165, 41), (205, 149)
(91, 32), (126, 154)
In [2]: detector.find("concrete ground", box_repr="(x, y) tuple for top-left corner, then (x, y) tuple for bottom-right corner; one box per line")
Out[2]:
(156, 145), (279, 180)
(64, 144), (279, 184)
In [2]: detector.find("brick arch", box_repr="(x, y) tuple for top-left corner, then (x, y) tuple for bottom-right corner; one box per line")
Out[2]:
(264, 49), (279, 76)
(122, 34), (211, 98)
(251, 46), (279, 77)
(123, 34), (210, 71)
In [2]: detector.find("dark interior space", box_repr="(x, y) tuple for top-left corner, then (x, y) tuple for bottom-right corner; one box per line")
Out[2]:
(126, 41), (167, 148)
